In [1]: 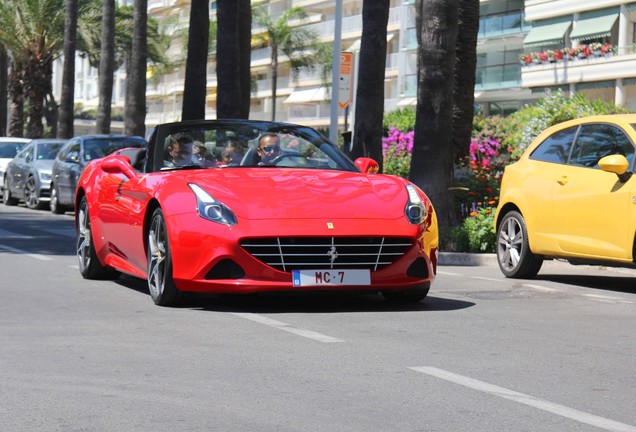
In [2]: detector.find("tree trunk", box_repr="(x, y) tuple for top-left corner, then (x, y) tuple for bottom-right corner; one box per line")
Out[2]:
(182, 0), (209, 121)
(0, 46), (7, 136)
(24, 58), (51, 138)
(58, 0), (78, 139)
(124, 0), (148, 137)
(453, 0), (479, 160)
(45, 91), (59, 138)
(411, 0), (459, 228)
(270, 43), (278, 121)
(350, 0), (390, 171)
(216, 0), (241, 119)
(238, 0), (251, 118)
(96, 0), (116, 134)
(7, 62), (24, 137)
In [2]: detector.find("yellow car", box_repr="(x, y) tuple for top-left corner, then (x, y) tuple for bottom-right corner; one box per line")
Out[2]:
(495, 114), (636, 278)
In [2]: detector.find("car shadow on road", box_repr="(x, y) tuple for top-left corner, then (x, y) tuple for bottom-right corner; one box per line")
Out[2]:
(116, 275), (474, 313)
(536, 273), (636, 295)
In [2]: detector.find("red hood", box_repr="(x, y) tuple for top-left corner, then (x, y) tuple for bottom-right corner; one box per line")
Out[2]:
(183, 168), (409, 220)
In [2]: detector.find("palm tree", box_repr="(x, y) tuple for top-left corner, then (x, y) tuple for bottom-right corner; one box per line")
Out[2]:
(411, 0), (459, 228)
(216, 0), (251, 119)
(58, 0), (78, 139)
(0, 0), (65, 138)
(0, 45), (7, 135)
(350, 0), (390, 171)
(453, 0), (480, 159)
(182, 0), (209, 121)
(96, 0), (115, 134)
(124, 0), (147, 137)
(252, 6), (317, 121)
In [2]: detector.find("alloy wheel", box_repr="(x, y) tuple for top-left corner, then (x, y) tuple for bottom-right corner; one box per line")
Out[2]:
(148, 214), (168, 300)
(497, 216), (523, 272)
(24, 177), (40, 209)
(77, 202), (92, 272)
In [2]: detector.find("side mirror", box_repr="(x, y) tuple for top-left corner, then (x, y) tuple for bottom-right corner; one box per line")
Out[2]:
(101, 155), (137, 179)
(354, 157), (379, 174)
(599, 154), (632, 182)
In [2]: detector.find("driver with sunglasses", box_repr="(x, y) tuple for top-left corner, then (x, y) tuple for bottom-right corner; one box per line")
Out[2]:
(256, 133), (282, 165)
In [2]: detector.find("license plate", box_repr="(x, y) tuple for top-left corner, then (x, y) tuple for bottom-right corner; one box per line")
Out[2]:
(292, 269), (371, 287)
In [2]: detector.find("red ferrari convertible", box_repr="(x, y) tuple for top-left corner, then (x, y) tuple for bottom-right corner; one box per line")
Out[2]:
(75, 120), (438, 306)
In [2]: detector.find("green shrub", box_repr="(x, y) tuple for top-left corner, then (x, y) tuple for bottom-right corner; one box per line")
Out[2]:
(462, 207), (496, 253)
(383, 107), (415, 133)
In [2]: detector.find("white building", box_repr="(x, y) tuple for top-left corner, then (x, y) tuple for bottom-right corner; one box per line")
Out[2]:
(53, 0), (636, 135)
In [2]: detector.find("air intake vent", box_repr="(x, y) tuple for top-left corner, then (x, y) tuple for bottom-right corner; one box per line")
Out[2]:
(240, 237), (412, 272)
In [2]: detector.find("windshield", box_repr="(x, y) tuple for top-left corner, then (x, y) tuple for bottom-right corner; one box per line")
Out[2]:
(84, 137), (146, 162)
(159, 123), (356, 172)
(37, 142), (64, 160)
(0, 141), (28, 158)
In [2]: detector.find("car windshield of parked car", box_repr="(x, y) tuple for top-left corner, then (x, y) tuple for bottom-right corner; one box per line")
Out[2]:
(0, 141), (28, 158)
(160, 124), (356, 172)
(37, 142), (64, 160)
(84, 137), (146, 162)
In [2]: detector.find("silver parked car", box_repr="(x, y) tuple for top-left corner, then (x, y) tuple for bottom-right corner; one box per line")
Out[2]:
(50, 134), (146, 214)
(0, 137), (31, 195)
(3, 139), (67, 209)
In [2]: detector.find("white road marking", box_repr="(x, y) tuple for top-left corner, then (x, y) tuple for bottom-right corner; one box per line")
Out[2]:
(410, 366), (636, 432)
(522, 283), (560, 293)
(0, 243), (53, 261)
(471, 276), (504, 282)
(0, 228), (34, 239)
(231, 312), (344, 343)
(583, 294), (634, 304)
(437, 271), (462, 276)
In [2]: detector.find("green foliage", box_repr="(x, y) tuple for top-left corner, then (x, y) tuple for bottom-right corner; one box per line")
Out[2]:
(383, 108), (415, 132)
(440, 207), (496, 252)
(461, 207), (496, 252)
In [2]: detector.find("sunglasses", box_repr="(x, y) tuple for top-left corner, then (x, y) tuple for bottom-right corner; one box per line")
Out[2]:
(260, 145), (280, 153)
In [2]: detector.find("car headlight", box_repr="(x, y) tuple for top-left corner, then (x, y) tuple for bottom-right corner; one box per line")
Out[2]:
(189, 183), (237, 226)
(404, 184), (427, 225)
(39, 172), (51, 181)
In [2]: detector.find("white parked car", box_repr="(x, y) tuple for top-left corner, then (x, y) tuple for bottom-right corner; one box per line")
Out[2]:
(0, 137), (31, 194)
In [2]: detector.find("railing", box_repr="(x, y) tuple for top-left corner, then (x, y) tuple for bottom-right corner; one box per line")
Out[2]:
(479, 10), (531, 38)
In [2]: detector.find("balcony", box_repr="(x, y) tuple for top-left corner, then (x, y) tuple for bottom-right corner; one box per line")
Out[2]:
(521, 50), (636, 88)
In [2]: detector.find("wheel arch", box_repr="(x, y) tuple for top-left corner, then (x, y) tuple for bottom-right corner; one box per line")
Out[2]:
(143, 198), (162, 258)
(495, 202), (521, 232)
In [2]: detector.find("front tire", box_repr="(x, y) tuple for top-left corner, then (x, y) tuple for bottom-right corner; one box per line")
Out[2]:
(3, 179), (19, 206)
(147, 208), (182, 306)
(50, 184), (66, 214)
(496, 210), (543, 278)
(24, 176), (46, 210)
(382, 283), (430, 303)
(77, 196), (119, 279)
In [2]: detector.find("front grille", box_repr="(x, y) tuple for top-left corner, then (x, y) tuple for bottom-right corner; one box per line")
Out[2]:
(240, 237), (413, 272)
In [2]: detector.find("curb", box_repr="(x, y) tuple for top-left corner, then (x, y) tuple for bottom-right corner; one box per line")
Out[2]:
(439, 252), (497, 267)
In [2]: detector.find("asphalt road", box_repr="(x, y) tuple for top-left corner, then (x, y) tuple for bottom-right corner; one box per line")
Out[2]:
(1, 204), (636, 432)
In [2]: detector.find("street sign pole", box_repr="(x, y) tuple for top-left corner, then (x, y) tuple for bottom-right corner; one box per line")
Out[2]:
(329, 0), (343, 144)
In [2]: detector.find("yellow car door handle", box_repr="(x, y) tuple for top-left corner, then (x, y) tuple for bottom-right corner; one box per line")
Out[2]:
(557, 176), (568, 185)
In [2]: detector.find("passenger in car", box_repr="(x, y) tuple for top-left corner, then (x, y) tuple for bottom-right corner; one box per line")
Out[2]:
(192, 141), (215, 167)
(219, 139), (245, 166)
(164, 132), (194, 168)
